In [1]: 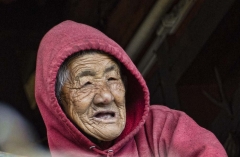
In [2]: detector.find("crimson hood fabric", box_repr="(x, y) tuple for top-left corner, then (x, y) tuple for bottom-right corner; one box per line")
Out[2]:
(35, 20), (227, 157)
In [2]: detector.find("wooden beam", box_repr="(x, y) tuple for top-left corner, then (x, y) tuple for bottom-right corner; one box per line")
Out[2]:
(156, 0), (236, 109)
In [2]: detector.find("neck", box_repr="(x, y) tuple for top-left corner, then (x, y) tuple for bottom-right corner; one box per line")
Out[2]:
(97, 140), (114, 150)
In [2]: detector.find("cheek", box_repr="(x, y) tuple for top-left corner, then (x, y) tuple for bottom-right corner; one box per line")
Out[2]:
(110, 82), (126, 103)
(67, 88), (95, 114)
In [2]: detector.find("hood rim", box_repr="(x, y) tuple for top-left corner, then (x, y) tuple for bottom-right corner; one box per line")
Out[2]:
(35, 20), (150, 152)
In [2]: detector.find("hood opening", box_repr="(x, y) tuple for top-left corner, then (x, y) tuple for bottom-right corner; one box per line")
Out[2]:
(35, 20), (149, 153)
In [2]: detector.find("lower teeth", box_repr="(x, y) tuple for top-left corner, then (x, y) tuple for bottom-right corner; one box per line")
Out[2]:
(102, 114), (112, 119)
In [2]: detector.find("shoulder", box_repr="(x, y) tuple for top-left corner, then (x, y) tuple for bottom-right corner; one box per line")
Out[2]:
(143, 105), (186, 140)
(149, 104), (184, 114)
(147, 105), (187, 122)
(146, 105), (207, 135)
(144, 105), (227, 157)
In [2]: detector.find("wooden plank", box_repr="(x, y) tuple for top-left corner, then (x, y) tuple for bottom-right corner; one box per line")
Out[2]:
(104, 0), (156, 48)
(156, 0), (236, 109)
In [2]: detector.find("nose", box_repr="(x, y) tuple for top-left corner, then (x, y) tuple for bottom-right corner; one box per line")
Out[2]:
(93, 84), (113, 105)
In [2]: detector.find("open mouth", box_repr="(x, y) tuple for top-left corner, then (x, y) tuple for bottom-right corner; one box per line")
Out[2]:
(95, 111), (115, 119)
(93, 111), (117, 122)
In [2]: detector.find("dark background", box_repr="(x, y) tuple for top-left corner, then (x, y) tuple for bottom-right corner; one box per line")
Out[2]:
(0, 0), (239, 156)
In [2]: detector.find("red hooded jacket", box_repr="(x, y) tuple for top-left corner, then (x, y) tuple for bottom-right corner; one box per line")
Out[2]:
(35, 20), (227, 157)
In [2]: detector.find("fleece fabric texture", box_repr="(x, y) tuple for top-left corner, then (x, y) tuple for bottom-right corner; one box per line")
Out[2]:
(35, 20), (227, 157)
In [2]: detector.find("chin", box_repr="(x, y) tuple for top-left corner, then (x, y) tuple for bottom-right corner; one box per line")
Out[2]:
(93, 124), (125, 141)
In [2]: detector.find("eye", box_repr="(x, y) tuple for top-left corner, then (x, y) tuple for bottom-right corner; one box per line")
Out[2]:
(83, 81), (92, 87)
(108, 77), (117, 81)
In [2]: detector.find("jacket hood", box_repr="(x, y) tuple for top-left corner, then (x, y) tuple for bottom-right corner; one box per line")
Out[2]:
(35, 20), (150, 156)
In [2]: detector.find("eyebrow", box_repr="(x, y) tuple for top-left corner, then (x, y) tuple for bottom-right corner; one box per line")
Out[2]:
(76, 70), (96, 78)
(75, 65), (118, 79)
(104, 65), (117, 73)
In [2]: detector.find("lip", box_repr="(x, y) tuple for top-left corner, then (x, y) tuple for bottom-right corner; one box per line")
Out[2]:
(93, 110), (118, 123)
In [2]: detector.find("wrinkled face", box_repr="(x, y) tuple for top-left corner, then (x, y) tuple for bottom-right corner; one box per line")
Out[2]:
(61, 53), (126, 141)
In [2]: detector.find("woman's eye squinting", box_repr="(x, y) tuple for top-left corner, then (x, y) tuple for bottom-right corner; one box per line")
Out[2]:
(108, 77), (117, 81)
(83, 81), (92, 86)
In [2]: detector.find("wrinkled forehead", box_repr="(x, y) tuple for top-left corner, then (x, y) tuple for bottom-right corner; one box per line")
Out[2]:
(66, 50), (117, 64)
(70, 53), (120, 77)
(64, 50), (121, 73)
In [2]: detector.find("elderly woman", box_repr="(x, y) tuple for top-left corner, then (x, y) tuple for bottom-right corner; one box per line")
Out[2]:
(35, 20), (227, 156)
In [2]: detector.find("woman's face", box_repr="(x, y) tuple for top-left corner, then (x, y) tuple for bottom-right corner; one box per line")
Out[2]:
(61, 53), (126, 141)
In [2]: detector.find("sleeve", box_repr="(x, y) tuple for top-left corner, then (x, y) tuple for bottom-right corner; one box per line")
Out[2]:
(148, 105), (227, 157)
